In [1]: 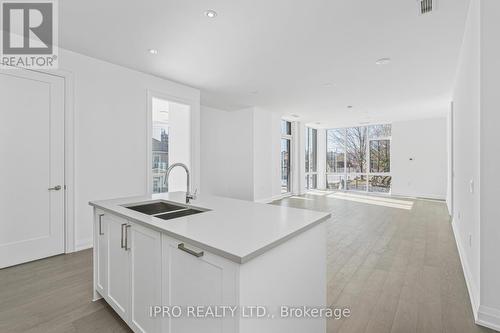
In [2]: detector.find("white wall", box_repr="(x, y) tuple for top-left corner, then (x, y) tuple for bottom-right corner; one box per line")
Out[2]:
(452, 0), (500, 330)
(478, 0), (500, 327)
(200, 105), (282, 202)
(391, 117), (448, 200)
(200, 106), (254, 201)
(58, 48), (200, 250)
(451, 0), (481, 319)
(200, 106), (231, 197)
(253, 108), (282, 202)
(221, 107), (255, 201)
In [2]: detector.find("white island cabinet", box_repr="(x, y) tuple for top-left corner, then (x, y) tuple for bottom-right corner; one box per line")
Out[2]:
(91, 192), (330, 333)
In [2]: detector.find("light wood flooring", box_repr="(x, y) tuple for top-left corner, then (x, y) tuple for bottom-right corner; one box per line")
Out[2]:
(273, 191), (493, 333)
(0, 191), (494, 332)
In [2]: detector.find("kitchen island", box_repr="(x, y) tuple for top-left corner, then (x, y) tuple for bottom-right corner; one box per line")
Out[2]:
(90, 192), (330, 333)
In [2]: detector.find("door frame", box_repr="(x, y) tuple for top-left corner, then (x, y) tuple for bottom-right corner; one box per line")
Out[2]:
(29, 67), (76, 253)
(448, 101), (454, 216)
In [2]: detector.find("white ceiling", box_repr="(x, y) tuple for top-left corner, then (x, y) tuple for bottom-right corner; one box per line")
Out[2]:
(59, 0), (470, 127)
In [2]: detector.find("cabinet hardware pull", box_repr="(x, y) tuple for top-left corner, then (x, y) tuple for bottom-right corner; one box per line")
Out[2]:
(125, 225), (131, 251)
(121, 223), (127, 248)
(98, 214), (104, 235)
(178, 243), (204, 257)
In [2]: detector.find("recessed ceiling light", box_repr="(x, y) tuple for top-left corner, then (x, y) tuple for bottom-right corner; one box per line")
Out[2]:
(322, 83), (334, 87)
(291, 114), (300, 118)
(347, 105), (353, 109)
(250, 90), (259, 95)
(315, 122), (321, 125)
(204, 10), (217, 18)
(375, 57), (391, 65)
(148, 49), (159, 55)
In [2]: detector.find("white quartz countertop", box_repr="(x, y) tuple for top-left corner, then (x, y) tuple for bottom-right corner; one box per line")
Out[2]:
(89, 192), (330, 264)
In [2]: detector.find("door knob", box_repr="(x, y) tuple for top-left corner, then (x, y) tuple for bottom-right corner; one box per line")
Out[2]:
(48, 185), (62, 191)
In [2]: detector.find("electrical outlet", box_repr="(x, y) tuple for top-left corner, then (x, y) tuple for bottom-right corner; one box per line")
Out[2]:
(469, 234), (472, 247)
(469, 180), (474, 193)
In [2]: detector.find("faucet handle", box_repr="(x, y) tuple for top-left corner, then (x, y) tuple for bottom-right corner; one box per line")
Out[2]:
(186, 189), (198, 203)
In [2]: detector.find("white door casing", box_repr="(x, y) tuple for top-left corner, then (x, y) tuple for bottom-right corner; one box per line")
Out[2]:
(0, 69), (65, 268)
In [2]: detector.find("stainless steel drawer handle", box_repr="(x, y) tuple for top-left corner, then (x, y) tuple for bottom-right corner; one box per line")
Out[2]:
(48, 185), (62, 191)
(125, 225), (131, 251)
(121, 223), (127, 248)
(178, 243), (204, 257)
(98, 214), (104, 235)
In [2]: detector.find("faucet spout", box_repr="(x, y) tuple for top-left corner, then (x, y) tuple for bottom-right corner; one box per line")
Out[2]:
(164, 163), (195, 203)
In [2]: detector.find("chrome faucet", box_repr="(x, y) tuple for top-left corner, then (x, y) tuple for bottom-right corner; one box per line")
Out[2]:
(164, 163), (196, 203)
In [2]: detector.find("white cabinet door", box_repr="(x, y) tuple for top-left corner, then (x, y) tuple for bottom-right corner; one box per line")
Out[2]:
(107, 215), (131, 320)
(94, 211), (108, 296)
(129, 223), (162, 333)
(162, 235), (238, 333)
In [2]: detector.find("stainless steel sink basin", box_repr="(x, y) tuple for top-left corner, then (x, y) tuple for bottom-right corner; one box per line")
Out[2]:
(126, 201), (186, 215)
(155, 209), (204, 220)
(124, 200), (208, 221)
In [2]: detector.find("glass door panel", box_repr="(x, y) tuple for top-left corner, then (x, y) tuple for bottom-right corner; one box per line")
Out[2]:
(281, 138), (291, 193)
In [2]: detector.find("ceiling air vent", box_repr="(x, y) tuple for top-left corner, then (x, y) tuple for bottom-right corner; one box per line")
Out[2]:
(419, 0), (435, 15)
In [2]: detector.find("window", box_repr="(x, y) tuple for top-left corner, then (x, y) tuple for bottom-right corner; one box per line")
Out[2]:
(281, 120), (292, 194)
(369, 140), (390, 173)
(368, 124), (391, 192)
(326, 129), (345, 173)
(152, 97), (169, 193)
(281, 120), (292, 136)
(150, 96), (191, 194)
(346, 127), (367, 173)
(368, 124), (391, 138)
(305, 127), (317, 190)
(347, 174), (367, 191)
(326, 124), (391, 193)
(326, 174), (346, 190)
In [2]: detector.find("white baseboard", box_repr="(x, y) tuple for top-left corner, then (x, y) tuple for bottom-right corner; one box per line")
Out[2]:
(74, 238), (93, 251)
(391, 191), (445, 201)
(451, 219), (480, 317)
(451, 219), (500, 332)
(477, 306), (500, 332)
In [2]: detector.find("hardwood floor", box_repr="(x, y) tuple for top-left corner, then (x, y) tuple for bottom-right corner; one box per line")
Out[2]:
(273, 191), (493, 333)
(0, 191), (493, 332)
(0, 249), (131, 332)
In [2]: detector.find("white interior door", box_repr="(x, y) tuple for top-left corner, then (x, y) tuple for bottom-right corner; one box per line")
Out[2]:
(0, 69), (65, 268)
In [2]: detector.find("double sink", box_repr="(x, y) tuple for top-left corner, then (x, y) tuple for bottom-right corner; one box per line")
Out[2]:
(124, 201), (207, 221)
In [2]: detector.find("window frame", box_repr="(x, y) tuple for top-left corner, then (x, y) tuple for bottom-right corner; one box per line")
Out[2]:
(326, 124), (392, 193)
(305, 127), (318, 190)
(281, 120), (293, 194)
